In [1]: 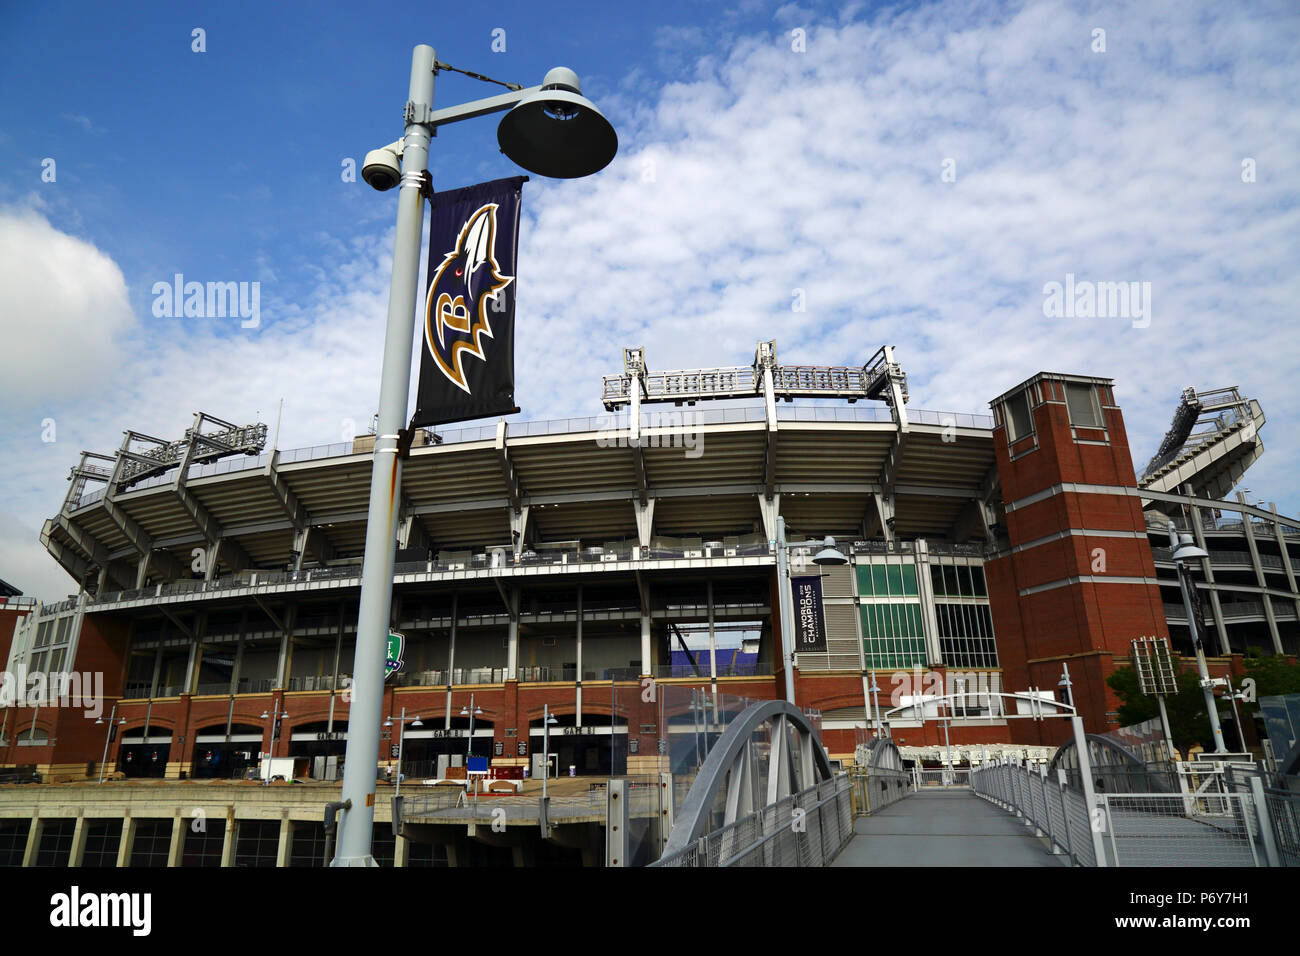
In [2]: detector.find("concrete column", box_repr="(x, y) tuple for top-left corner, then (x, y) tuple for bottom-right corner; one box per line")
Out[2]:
(275, 816), (292, 867)
(1236, 492), (1283, 654)
(394, 835), (410, 868)
(506, 588), (519, 681)
(68, 813), (87, 867)
(707, 579), (719, 691)
(640, 611), (652, 678)
(1269, 505), (1300, 623)
(915, 539), (943, 667)
(220, 809), (235, 867)
(115, 813), (136, 867)
(445, 593), (458, 730)
(166, 810), (185, 866)
(575, 585), (583, 726)
(21, 815), (41, 867)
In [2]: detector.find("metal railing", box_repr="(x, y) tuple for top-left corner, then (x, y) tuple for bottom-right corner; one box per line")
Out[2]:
(975, 760), (1286, 866)
(914, 768), (972, 789)
(653, 775), (854, 867)
(849, 767), (912, 814)
(973, 761), (1096, 866)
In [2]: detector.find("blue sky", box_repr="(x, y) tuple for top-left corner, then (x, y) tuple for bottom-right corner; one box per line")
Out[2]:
(1, 0), (1298, 600)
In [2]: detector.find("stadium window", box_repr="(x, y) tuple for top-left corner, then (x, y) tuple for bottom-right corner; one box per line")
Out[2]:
(1004, 391), (1033, 441)
(886, 564), (903, 596)
(901, 563), (918, 596)
(856, 566), (874, 596)
(942, 565), (959, 598)
(930, 565), (945, 596)
(971, 565), (988, 596)
(871, 565), (888, 596)
(1065, 382), (1103, 428)
(955, 565), (972, 597)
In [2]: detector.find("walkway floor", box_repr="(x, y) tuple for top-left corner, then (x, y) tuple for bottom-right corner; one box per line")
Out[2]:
(831, 790), (1068, 867)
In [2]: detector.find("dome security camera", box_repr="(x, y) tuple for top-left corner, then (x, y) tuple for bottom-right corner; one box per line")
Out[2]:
(362, 144), (403, 191)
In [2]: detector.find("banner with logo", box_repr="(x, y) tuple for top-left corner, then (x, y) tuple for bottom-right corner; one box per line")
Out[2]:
(791, 575), (828, 653)
(413, 176), (527, 427)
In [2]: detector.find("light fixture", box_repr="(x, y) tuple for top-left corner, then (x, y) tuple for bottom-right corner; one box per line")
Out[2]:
(383, 718), (393, 728)
(411, 718), (423, 728)
(1171, 532), (1208, 562)
(812, 535), (848, 566)
(497, 67), (618, 178)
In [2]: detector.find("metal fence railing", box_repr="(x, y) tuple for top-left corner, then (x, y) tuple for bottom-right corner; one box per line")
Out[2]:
(974, 760), (1291, 866)
(1099, 792), (1259, 866)
(653, 776), (853, 867)
(915, 768), (972, 789)
(1263, 787), (1300, 867)
(850, 768), (911, 815)
(972, 761), (1096, 866)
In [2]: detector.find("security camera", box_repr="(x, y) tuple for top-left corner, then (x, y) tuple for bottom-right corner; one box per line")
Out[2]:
(362, 141), (403, 191)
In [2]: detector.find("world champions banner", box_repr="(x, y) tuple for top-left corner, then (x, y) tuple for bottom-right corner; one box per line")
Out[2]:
(412, 176), (526, 427)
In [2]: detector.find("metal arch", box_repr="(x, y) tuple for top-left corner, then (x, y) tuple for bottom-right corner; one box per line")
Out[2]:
(1048, 733), (1174, 794)
(882, 690), (1077, 722)
(661, 700), (834, 856)
(858, 736), (905, 772)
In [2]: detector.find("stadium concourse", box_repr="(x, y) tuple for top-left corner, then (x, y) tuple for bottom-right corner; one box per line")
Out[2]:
(4, 341), (1298, 790)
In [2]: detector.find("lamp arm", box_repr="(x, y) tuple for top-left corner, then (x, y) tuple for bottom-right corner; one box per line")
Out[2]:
(427, 86), (542, 129)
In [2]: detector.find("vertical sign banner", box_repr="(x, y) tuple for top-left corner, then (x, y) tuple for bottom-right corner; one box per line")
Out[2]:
(413, 176), (527, 427)
(792, 575), (828, 653)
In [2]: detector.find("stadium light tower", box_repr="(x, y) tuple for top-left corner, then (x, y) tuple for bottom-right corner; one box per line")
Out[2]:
(333, 44), (616, 867)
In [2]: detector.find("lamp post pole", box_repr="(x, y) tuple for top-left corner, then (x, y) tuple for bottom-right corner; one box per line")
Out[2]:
(331, 44), (615, 866)
(1169, 523), (1227, 754)
(97, 703), (121, 785)
(333, 44), (436, 867)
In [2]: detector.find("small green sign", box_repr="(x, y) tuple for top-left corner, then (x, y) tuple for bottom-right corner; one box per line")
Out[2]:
(385, 631), (406, 681)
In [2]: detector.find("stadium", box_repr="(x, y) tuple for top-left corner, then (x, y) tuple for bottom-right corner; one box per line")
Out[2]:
(2, 338), (1298, 795)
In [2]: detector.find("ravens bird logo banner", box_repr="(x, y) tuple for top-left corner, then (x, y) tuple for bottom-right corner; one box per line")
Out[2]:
(412, 176), (526, 427)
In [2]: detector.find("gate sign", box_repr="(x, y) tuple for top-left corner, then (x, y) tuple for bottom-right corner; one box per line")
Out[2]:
(385, 631), (406, 681)
(792, 575), (828, 653)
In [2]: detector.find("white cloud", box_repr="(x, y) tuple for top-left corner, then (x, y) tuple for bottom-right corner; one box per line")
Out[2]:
(2, 0), (1298, 600)
(0, 207), (135, 404)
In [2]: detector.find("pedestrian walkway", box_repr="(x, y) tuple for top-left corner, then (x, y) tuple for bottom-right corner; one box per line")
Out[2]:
(831, 790), (1067, 867)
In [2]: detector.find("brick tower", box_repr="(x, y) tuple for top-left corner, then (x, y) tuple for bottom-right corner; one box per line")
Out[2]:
(984, 373), (1168, 739)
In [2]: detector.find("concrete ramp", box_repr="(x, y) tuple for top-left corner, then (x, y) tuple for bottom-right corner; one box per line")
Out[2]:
(832, 790), (1067, 867)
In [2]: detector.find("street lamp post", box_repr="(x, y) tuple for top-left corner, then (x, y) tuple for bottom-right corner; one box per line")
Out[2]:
(259, 700), (289, 786)
(460, 694), (483, 761)
(774, 516), (848, 704)
(542, 705), (558, 799)
(95, 704), (126, 784)
(1169, 523), (1228, 754)
(384, 708), (422, 798)
(332, 44), (616, 867)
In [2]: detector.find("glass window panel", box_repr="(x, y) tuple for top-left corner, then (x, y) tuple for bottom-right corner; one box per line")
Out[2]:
(901, 564), (918, 596)
(972, 566), (987, 596)
(930, 565), (945, 597)
(1006, 392), (1033, 440)
(886, 564), (902, 597)
(942, 566), (958, 597)
(956, 566), (972, 597)
(872, 565), (888, 596)
(1066, 382), (1102, 427)
(857, 566), (874, 596)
